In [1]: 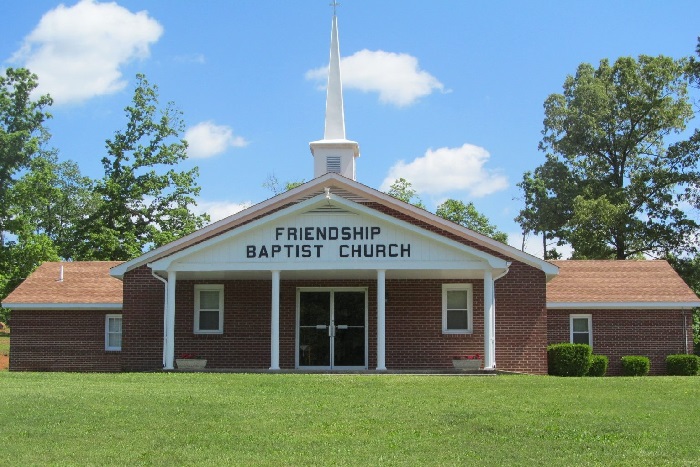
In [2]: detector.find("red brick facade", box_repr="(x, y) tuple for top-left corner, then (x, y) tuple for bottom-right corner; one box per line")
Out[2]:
(116, 259), (549, 374)
(547, 309), (695, 375)
(9, 309), (121, 372)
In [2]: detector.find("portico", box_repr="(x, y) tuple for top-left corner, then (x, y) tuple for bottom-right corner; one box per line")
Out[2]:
(150, 188), (507, 371)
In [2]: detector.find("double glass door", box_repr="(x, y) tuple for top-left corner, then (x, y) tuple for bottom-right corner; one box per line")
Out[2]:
(298, 289), (367, 369)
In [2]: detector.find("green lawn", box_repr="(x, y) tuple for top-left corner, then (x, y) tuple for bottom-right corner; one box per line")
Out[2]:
(0, 373), (698, 465)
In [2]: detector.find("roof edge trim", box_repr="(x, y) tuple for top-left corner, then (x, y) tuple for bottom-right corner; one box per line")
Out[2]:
(547, 301), (700, 310)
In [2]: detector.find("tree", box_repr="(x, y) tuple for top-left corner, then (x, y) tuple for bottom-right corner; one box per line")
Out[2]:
(8, 151), (97, 259)
(75, 74), (208, 260)
(263, 174), (305, 195)
(515, 155), (578, 259)
(0, 68), (53, 247)
(667, 255), (700, 355)
(385, 178), (426, 209)
(436, 199), (508, 243)
(518, 55), (699, 259)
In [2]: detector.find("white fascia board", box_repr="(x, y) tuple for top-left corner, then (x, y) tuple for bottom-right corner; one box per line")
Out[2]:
(149, 193), (507, 272)
(2, 302), (122, 310)
(167, 260), (490, 273)
(547, 301), (700, 310)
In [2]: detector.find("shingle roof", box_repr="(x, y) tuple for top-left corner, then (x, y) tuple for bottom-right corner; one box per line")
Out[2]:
(547, 260), (700, 306)
(2, 261), (123, 308)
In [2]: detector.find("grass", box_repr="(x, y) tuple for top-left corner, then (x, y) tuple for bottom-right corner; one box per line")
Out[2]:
(0, 373), (698, 465)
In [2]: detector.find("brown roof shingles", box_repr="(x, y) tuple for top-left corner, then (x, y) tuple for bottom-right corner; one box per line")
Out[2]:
(547, 260), (700, 304)
(2, 261), (123, 306)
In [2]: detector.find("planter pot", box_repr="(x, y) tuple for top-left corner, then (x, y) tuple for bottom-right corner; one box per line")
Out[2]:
(452, 359), (482, 370)
(176, 359), (207, 370)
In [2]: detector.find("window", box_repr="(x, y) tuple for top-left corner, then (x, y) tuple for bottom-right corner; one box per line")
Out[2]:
(194, 284), (224, 334)
(105, 314), (122, 351)
(570, 314), (592, 346)
(442, 284), (473, 333)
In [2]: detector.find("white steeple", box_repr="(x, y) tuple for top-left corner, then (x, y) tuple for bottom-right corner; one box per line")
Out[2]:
(309, 6), (360, 180)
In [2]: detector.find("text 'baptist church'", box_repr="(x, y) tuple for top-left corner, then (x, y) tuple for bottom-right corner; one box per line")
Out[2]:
(246, 225), (412, 259)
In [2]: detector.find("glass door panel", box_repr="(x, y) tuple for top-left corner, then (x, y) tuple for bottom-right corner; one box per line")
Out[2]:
(299, 292), (331, 367)
(333, 291), (366, 367)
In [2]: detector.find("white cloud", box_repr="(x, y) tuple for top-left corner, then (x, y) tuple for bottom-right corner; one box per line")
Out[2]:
(306, 49), (444, 107)
(185, 121), (248, 159)
(10, 0), (163, 105)
(193, 200), (252, 224)
(380, 144), (508, 197)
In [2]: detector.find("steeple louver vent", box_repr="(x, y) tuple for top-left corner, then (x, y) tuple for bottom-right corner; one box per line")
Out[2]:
(327, 156), (341, 173)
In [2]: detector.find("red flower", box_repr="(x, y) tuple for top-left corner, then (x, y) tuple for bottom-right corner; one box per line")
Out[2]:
(451, 353), (481, 360)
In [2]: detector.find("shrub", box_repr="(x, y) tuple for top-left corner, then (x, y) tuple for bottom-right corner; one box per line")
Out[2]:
(621, 356), (650, 376)
(547, 343), (592, 376)
(666, 354), (700, 376)
(587, 355), (608, 377)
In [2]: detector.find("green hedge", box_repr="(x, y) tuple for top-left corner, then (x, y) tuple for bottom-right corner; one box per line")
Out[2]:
(666, 354), (700, 376)
(621, 356), (650, 376)
(587, 355), (608, 377)
(547, 343), (592, 376)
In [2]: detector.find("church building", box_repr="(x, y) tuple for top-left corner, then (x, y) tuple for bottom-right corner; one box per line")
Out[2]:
(3, 13), (698, 375)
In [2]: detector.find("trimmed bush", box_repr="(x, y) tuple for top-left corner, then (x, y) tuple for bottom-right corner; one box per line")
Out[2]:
(547, 343), (592, 376)
(587, 355), (608, 377)
(621, 356), (650, 376)
(666, 354), (700, 376)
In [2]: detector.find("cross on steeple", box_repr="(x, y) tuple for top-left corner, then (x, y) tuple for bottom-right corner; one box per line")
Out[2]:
(330, 1), (340, 16)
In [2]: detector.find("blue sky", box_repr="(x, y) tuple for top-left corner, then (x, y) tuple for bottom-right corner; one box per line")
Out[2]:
(2, 0), (699, 257)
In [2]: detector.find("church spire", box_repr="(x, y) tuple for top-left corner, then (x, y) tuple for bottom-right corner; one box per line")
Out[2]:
(309, 5), (360, 180)
(324, 11), (345, 140)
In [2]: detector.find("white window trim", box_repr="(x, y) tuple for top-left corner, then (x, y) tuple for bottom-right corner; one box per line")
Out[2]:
(570, 314), (592, 347)
(442, 283), (473, 334)
(105, 314), (122, 351)
(194, 284), (224, 334)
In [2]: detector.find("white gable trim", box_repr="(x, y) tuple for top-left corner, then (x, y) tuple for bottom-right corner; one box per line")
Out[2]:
(112, 173), (557, 279)
(149, 193), (508, 272)
(547, 301), (700, 310)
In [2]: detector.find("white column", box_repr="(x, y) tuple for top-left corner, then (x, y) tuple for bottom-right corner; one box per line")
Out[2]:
(270, 270), (280, 370)
(376, 269), (387, 371)
(483, 270), (495, 370)
(164, 271), (177, 370)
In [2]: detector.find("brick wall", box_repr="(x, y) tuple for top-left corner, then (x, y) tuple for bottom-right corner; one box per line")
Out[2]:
(9, 309), (121, 371)
(122, 265), (165, 371)
(494, 261), (548, 374)
(547, 309), (694, 375)
(121, 267), (547, 373)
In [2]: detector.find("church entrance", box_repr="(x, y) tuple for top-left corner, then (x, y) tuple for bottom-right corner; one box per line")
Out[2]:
(296, 288), (367, 369)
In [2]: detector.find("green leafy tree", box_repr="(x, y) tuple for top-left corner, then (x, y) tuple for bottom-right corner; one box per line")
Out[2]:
(516, 155), (578, 259)
(0, 233), (60, 323)
(75, 74), (208, 260)
(8, 151), (97, 259)
(385, 178), (426, 209)
(518, 55), (699, 259)
(436, 199), (508, 243)
(0, 68), (53, 247)
(667, 255), (700, 355)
